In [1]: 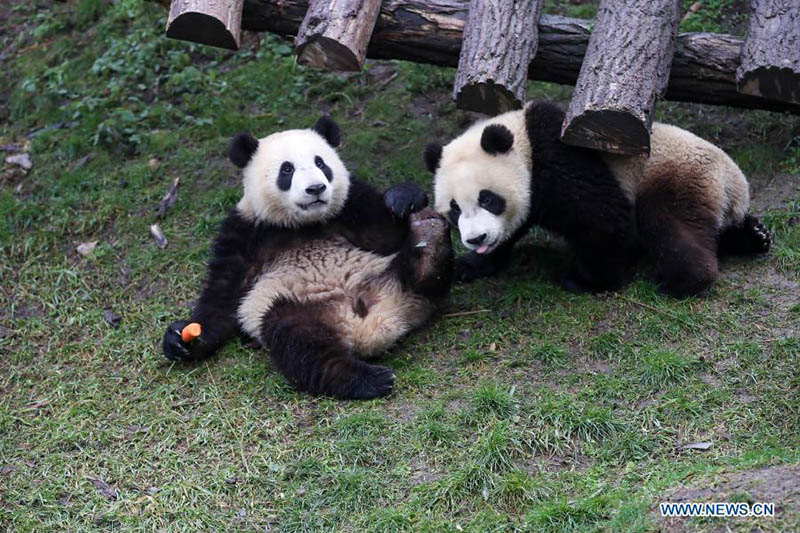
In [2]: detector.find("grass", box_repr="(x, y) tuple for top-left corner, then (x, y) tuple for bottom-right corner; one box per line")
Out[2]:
(1, 0), (799, 531)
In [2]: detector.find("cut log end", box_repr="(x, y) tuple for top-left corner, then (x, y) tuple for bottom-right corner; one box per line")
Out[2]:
(296, 37), (362, 71)
(737, 67), (800, 105)
(455, 81), (524, 115)
(166, 12), (240, 50)
(561, 110), (651, 155)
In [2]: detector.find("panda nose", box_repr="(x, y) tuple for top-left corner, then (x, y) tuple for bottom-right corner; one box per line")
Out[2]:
(305, 183), (326, 196)
(467, 233), (487, 245)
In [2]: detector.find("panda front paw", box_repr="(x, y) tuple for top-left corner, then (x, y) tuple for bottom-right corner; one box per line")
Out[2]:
(162, 320), (193, 361)
(454, 253), (495, 283)
(556, 271), (593, 294)
(384, 182), (428, 218)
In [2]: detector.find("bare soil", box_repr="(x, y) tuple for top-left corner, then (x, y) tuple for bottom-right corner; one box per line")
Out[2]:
(657, 464), (800, 532)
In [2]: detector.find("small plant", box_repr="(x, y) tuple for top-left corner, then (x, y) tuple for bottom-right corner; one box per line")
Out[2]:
(638, 347), (703, 388)
(469, 382), (515, 419)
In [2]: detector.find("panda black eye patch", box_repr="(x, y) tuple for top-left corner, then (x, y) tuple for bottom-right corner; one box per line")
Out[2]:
(277, 161), (294, 191)
(448, 199), (461, 225)
(315, 156), (333, 182)
(478, 189), (506, 215)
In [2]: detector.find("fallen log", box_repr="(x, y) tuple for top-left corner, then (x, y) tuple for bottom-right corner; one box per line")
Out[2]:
(238, 0), (800, 115)
(295, 0), (383, 71)
(737, 0), (800, 105)
(167, 0), (244, 50)
(453, 0), (544, 114)
(561, 0), (682, 154)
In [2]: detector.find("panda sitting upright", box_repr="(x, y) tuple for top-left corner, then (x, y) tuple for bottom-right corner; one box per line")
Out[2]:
(163, 117), (452, 399)
(425, 101), (771, 297)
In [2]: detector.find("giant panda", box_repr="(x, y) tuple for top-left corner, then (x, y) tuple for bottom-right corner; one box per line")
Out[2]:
(162, 117), (452, 399)
(424, 101), (771, 297)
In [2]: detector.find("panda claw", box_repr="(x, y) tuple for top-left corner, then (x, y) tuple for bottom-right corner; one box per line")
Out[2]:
(348, 364), (395, 399)
(163, 320), (194, 361)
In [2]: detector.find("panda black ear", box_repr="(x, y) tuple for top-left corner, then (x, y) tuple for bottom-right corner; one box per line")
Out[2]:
(480, 124), (514, 155)
(313, 116), (341, 147)
(229, 133), (259, 168)
(424, 142), (443, 173)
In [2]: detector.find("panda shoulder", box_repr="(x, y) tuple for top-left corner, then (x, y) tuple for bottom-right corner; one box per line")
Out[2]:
(524, 101), (566, 146)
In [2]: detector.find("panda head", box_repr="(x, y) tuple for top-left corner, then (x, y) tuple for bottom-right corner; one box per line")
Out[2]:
(231, 116), (350, 227)
(426, 110), (532, 255)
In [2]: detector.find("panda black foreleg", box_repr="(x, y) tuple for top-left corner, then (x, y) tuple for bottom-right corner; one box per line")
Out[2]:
(163, 210), (254, 362)
(558, 240), (638, 294)
(337, 179), (427, 255)
(261, 297), (395, 399)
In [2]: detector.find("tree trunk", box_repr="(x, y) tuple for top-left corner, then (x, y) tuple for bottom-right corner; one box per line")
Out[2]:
(737, 0), (800, 105)
(237, 0), (800, 115)
(294, 0), (382, 71)
(560, 0), (682, 155)
(453, 0), (543, 115)
(166, 0), (244, 50)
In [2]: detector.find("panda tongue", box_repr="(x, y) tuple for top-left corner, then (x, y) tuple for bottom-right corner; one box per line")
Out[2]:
(476, 245), (489, 255)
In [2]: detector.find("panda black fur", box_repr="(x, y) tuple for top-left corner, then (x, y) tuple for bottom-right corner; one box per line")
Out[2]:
(426, 102), (771, 297)
(163, 117), (452, 399)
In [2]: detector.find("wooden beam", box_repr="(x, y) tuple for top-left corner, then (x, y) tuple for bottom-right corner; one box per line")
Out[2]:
(166, 0), (244, 50)
(453, 0), (543, 115)
(560, 0), (682, 155)
(237, 0), (800, 115)
(295, 0), (383, 71)
(737, 0), (800, 105)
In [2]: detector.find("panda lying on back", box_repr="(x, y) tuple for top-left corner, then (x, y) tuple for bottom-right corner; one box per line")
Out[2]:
(163, 117), (452, 399)
(425, 102), (771, 297)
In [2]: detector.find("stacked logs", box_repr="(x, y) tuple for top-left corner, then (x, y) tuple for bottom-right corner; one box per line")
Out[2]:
(165, 0), (800, 154)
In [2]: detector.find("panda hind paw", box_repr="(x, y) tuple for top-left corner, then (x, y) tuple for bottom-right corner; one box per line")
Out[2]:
(749, 220), (772, 253)
(348, 364), (395, 400)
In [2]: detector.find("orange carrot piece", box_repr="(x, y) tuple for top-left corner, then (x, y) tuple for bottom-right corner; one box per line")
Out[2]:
(181, 322), (202, 343)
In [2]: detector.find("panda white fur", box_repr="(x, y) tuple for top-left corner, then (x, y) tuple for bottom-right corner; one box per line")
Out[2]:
(163, 117), (452, 399)
(425, 101), (771, 297)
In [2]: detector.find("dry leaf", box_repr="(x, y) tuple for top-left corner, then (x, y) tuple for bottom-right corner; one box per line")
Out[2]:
(682, 2), (702, 22)
(681, 441), (713, 450)
(156, 177), (180, 219)
(150, 224), (168, 249)
(68, 154), (92, 171)
(76, 241), (98, 256)
(6, 153), (32, 170)
(90, 478), (118, 500)
(103, 308), (122, 328)
(27, 399), (50, 408)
